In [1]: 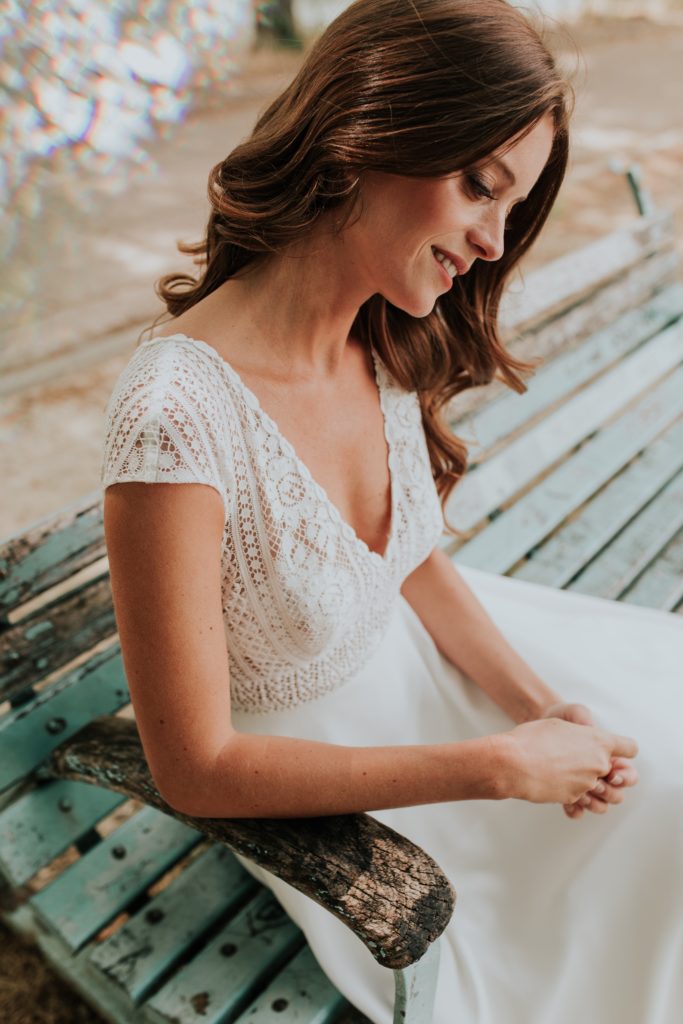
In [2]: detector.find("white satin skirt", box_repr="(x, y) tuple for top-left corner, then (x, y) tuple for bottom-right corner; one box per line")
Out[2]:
(231, 566), (683, 1024)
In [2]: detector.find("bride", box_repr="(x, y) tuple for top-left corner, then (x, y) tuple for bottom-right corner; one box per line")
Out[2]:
(101, 1), (683, 1021)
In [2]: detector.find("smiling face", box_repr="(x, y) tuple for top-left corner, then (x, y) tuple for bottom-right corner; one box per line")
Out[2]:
(345, 112), (556, 317)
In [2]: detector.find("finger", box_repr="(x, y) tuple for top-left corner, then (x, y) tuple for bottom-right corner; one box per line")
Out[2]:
(567, 703), (594, 726)
(609, 733), (639, 759)
(589, 782), (625, 805)
(607, 765), (638, 787)
(564, 803), (584, 819)
(582, 794), (609, 814)
(605, 757), (639, 786)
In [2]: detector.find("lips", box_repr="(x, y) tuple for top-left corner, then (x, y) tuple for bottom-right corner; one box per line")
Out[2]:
(432, 247), (469, 276)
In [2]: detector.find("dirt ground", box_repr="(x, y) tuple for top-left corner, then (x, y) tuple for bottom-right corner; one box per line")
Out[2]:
(1, 14), (683, 1023)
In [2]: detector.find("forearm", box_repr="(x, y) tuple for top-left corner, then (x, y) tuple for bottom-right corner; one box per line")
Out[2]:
(164, 729), (512, 818)
(401, 547), (562, 725)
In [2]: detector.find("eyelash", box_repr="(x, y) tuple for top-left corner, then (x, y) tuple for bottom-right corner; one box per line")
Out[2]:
(466, 172), (495, 201)
(465, 172), (516, 230)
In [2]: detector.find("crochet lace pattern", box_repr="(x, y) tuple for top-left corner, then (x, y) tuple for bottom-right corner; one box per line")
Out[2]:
(101, 334), (445, 712)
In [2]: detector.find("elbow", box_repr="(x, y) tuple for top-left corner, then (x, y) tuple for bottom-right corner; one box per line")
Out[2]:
(156, 781), (199, 818)
(151, 770), (200, 817)
(154, 736), (252, 819)
(152, 767), (222, 819)
(156, 775), (232, 819)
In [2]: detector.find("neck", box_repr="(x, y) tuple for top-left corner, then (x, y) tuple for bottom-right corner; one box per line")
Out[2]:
(209, 220), (374, 380)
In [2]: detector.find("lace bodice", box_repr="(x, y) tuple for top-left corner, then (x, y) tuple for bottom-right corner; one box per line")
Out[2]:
(101, 334), (444, 712)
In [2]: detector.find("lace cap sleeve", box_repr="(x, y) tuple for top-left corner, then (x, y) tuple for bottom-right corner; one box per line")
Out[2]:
(100, 338), (235, 521)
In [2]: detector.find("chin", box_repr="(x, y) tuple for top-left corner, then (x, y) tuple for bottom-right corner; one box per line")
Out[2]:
(385, 288), (439, 318)
(411, 297), (440, 319)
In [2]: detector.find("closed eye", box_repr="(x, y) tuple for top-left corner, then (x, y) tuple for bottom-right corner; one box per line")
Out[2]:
(465, 172), (495, 201)
(464, 172), (526, 232)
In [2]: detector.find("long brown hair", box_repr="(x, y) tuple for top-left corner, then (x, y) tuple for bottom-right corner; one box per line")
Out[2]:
(147, 0), (572, 536)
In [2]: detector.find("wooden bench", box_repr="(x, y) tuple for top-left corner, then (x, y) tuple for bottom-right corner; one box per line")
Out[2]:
(1, 177), (681, 1024)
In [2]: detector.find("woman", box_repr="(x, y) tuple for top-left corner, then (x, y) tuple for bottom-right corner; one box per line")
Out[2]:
(101, 1), (683, 1021)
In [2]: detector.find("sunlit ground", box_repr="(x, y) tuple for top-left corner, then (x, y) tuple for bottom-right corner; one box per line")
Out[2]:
(1, 0), (256, 320)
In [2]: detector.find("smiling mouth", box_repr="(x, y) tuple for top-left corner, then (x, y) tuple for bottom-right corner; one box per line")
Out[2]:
(432, 246), (458, 281)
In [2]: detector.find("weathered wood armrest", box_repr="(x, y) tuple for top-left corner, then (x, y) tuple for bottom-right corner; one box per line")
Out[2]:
(44, 714), (456, 970)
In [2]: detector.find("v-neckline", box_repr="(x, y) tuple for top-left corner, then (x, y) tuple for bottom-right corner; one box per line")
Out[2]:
(147, 332), (396, 564)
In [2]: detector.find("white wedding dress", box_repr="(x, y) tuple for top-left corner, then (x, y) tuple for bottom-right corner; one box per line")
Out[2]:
(101, 332), (683, 1024)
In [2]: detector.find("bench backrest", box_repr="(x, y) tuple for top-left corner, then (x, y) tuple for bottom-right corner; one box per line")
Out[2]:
(439, 210), (683, 614)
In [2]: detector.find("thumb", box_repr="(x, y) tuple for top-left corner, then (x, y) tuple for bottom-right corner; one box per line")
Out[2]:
(548, 702), (594, 726)
(565, 702), (594, 726)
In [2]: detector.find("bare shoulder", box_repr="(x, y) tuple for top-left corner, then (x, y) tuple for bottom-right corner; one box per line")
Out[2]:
(152, 283), (249, 366)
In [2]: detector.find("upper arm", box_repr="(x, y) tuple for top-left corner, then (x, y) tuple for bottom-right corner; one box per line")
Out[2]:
(104, 480), (235, 809)
(400, 544), (444, 595)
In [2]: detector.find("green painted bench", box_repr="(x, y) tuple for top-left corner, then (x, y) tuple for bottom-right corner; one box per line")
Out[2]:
(1, 175), (681, 1024)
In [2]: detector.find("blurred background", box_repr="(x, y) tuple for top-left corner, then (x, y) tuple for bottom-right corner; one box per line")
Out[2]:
(2, 0), (683, 543)
(0, 1), (682, 1020)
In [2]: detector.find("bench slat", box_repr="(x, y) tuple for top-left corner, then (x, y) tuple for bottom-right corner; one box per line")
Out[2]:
(508, 247), (681, 359)
(619, 529), (683, 610)
(500, 209), (675, 332)
(143, 888), (303, 1024)
(0, 643), (128, 793)
(455, 285), (683, 461)
(30, 805), (202, 951)
(445, 321), (683, 535)
(235, 944), (347, 1024)
(0, 779), (124, 887)
(0, 493), (103, 619)
(86, 843), (256, 1005)
(0, 573), (116, 701)
(451, 246), (681, 423)
(566, 470), (683, 600)
(512, 417), (683, 588)
(450, 372), (683, 574)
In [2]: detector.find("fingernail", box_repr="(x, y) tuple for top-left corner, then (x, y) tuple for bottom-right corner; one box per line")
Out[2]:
(580, 795), (591, 807)
(593, 781), (605, 795)
(611, 774), (623, 785)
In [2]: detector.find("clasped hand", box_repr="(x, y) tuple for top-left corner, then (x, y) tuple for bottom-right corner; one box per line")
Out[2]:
(541, 702), (639, 820)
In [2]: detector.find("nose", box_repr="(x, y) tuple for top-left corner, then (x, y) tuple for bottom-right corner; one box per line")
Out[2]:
(466, 208), (506, 262)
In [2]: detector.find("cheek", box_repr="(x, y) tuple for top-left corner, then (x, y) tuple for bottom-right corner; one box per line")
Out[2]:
(362, 180), (461, 269)
(420, 180), (467, 234)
